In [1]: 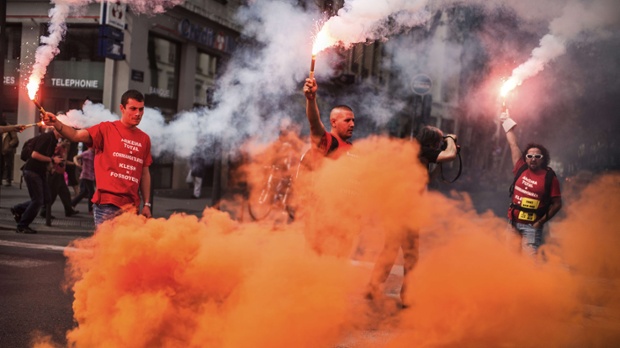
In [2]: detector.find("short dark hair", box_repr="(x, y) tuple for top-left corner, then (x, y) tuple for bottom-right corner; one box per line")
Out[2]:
(523, 143), (550, 169)
(120, 90), (144, 107)
(331, 105), (353, 113)
(416, 125), (443, 148)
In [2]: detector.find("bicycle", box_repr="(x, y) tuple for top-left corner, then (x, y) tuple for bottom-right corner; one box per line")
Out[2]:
(248, 164), (295, 221)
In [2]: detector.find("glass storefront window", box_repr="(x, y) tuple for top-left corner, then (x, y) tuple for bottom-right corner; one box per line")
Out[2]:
(194, 51), (217, 107)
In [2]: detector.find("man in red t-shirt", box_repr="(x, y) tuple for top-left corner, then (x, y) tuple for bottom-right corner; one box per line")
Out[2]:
(501, 110), (562, 255)
(42, 90), (153, 227)
(303, 77), (354, 159)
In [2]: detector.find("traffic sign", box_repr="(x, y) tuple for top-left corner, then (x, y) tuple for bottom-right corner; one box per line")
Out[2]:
(411, 74), (432, 95)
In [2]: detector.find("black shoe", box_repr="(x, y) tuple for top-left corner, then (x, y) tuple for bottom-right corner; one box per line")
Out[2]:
(10, 207), (21, 223)
(65, 209), (79, 217)
(16, 226), (37, 234)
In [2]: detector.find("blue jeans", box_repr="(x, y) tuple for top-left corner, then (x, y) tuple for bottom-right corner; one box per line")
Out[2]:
(13, 170), (51, 228)
(93, 204), (122, 227)
(512, 222), (543, 257)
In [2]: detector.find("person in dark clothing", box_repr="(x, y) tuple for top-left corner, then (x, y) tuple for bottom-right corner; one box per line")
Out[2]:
(11, 128), (63, 234)
(40, 138), (79, 218)
(65, 139), (80, 196)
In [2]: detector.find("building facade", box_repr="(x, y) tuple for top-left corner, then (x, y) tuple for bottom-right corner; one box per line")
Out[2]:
(3, 0), (242, 190)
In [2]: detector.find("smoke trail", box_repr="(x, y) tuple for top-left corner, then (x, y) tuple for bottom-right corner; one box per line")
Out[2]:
(502, 0), (620, 95)
(27, 0), (182, 99)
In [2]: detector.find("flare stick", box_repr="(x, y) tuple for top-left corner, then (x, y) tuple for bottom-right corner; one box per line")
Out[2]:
(309, 54), (316, 79)
(32, 99), (46, 114)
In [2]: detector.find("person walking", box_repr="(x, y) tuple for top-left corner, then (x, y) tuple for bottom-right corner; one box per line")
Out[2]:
(11, 128), (63, 234)
(1, 120), (20, 186)
(71, 144), (95, 214)
(42, 89), (153, 227)
(41, 138), (79, 218)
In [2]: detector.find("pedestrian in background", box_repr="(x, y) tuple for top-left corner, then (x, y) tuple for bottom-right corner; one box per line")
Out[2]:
(11, 127), (63, 234)
(1, 118), (20, 187)
(41, 138), (79, 218)
(71, 144), (95, 214)
(188, 148), (207, 199)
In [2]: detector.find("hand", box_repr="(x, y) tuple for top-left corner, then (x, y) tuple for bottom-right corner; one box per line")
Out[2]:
(445, 134), (457, 142)
(141, 205), (152, 218)
(12, 125), (26, 133)
(303, 78), (317, 100)
(499, 109), (510, 122)
(42, 112), (58, 126)
(500, 110), (517, 133)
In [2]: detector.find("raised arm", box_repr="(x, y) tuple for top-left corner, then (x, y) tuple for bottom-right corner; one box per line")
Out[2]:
(501, 110), (521, 166)
(42, 111), (92, 144)
(303, 78), (326, 145)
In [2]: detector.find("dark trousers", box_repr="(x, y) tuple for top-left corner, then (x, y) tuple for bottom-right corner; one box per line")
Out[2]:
(71, 179), (95, 212)
(13, 170), (50, 228)
(47, 172), (74, 215)
(2, 153), (15, 183)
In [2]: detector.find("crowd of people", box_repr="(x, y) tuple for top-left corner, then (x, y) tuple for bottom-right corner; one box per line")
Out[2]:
(3, 83), (563, 310)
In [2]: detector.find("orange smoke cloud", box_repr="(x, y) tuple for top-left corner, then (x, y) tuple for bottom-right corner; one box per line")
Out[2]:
(63, 137), (620, 347)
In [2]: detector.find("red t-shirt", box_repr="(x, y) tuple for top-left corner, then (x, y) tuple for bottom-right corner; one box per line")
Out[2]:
(508, 158), (561, 223)
(318, 132), (352, 159)
(87, 120), (153, 208)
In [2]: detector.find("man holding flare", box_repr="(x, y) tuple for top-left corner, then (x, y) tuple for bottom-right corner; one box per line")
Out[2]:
(40, 89), (153, 227)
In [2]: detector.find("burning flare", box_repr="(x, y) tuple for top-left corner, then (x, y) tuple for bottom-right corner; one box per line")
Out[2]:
(309, 22), (338, 78)
(500, 78), (518, 98)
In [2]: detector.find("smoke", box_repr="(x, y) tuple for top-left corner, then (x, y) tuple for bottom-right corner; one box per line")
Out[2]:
(502, 0), (620, 95)
(60, 138), (620, 347)
(27, 0), (182, 98)
(315, 0), (432, 50)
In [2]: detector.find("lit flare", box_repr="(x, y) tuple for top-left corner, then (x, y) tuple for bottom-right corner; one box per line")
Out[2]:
(309, 22), (338, 78)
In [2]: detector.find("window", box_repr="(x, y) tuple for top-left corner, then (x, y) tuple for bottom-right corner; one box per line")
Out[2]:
(147, 35), (180, 100)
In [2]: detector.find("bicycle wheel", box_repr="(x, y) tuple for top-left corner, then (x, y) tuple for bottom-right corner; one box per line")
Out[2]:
(248, 187), (273, 221)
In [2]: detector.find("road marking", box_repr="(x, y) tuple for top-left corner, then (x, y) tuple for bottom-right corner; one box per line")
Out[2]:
(0, 240), (81, 253)
(0, 255), (53, 268)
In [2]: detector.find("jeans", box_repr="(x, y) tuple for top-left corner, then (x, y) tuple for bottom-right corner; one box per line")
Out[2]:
(13, 170), (50, 228)
(71, 179), (95, 212)
(512, 222), (543, 257)
(93, 203), (122, 227)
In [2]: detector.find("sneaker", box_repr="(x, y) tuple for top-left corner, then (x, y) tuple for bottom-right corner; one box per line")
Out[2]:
(65, 209), (79, 217)
(10, 207), (21, 223)
(16, 226), (37, 234)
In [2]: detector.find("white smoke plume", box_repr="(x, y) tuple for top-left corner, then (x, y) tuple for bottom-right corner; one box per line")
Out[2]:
(502, 0), (620, 95)
(27, 0), (182, 98)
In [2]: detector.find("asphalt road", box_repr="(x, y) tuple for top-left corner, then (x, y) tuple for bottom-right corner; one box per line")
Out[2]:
(0, 231), (77, 348)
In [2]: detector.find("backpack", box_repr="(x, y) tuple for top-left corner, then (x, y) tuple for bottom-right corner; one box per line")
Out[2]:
(20, 135), (40, 162)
